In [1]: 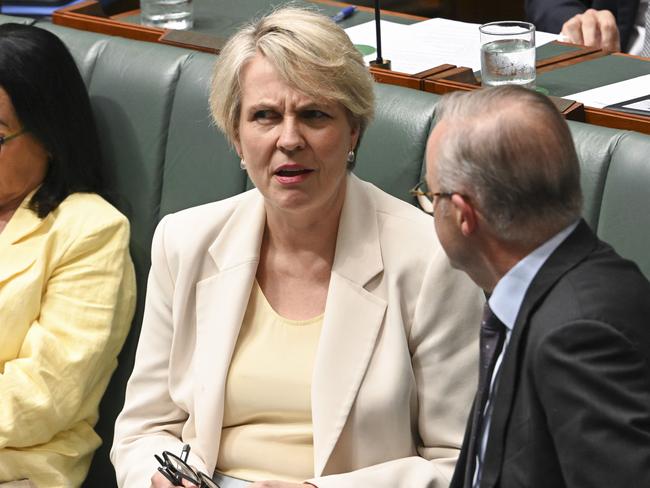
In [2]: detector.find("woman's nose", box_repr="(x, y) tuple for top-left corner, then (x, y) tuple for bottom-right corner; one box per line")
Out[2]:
(277, 118), (305, 152)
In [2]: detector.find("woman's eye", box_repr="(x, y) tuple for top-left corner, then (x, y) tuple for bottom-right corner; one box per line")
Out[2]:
(253, 110), (278, 121)
(302, 110), (329, 120)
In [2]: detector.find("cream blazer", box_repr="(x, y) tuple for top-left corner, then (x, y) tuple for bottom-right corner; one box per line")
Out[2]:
(112, 174), (483, 488)
(0, 192), (135, 488)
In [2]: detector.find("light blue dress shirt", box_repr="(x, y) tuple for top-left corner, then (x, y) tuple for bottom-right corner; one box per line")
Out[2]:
(472, 221), (579, 487)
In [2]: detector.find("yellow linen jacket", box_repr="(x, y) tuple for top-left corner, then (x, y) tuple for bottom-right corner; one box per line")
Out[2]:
(112, 174), (484, 488)
(0, 192), (136, 488)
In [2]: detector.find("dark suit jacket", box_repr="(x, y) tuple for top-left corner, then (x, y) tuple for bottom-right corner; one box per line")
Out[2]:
(451, 220), (650, 488)
(526, 0), (640, 51)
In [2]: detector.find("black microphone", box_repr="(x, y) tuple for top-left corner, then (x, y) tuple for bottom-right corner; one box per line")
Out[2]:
(369, 0), (391, 70)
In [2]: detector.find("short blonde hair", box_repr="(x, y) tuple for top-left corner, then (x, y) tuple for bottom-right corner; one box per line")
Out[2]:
(209, 6), (375, 146)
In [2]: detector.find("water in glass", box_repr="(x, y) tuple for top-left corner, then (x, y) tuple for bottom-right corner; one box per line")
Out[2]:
(481, 39), (535, 88)
(141, 0), (193, 30)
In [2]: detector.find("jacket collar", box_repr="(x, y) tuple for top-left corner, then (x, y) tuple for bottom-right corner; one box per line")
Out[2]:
(0, 190), (46, 246)
(205, 173), (384, 286)
(195, 174), (386, 475)
(0, 191), (50, 285)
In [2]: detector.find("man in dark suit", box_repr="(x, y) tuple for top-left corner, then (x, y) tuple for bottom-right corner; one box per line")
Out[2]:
(526, 0), (643, 52)
(422, 85), (650, 488)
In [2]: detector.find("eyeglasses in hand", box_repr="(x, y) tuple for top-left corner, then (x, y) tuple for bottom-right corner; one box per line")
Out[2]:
(155, 444), (221, 488)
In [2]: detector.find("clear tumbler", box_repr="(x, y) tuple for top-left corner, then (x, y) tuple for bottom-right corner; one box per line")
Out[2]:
(140, 0), (193, 30)
(479, 21), (536, 88)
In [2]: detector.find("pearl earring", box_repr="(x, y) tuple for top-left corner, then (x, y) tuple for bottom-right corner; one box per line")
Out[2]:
(240, 159), (246, 170)
(346, 150), (355, 163)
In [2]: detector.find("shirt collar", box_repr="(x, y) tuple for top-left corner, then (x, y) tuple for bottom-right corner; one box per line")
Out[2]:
(489, 220), (579, 331)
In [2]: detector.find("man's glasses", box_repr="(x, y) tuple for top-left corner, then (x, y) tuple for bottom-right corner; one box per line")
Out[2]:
(409, 179), (455, 216)
(0, 129), (26, 148)
(155, 444), (220, 488)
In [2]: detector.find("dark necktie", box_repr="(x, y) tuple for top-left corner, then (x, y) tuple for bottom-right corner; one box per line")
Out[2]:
(464, 303), (506, 488)
(642, 6), (650, 57)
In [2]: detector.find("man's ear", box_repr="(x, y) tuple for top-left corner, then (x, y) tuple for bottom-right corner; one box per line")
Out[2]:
(450, 193), (478, 237)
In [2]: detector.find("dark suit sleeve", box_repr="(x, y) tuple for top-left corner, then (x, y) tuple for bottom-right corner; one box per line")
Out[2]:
(525, 0), (591, 33)
(533, 320), (650, 487)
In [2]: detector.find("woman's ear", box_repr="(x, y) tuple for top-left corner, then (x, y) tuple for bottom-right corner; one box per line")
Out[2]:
(233, 136), (242, 159)
(350, 121), (361, 150)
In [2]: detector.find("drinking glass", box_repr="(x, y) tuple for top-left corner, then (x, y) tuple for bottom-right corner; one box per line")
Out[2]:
(479, 21), (536, 88)
(140, 0), (193, 30)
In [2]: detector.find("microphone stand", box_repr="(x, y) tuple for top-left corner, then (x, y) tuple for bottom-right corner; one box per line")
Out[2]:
(368, 0), (391, 70)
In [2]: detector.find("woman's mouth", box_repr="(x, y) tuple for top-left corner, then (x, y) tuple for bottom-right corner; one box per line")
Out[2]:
(274, 165), (314, 184)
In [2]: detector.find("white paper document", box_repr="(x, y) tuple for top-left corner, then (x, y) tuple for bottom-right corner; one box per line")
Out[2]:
(565, 74), (650, 108)
(345, 18), (559, 74)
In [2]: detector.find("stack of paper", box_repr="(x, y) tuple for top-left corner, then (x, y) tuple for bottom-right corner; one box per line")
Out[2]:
(565, 74), (650, 108)
(345, 18), (558, 74)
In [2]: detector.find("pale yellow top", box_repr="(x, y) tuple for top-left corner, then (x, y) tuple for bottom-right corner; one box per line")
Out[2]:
(216, 280), (323, 482)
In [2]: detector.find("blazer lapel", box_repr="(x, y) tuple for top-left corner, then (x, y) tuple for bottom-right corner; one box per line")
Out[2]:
(193, 192), (266, 473)
(480, 221), (597, 487)
(312, 175), (387, 475)
(450, 397), (477, 488)
(0, 196), (49, 285)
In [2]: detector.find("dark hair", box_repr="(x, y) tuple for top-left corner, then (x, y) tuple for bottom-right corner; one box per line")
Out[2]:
(0, 23), (104, 218)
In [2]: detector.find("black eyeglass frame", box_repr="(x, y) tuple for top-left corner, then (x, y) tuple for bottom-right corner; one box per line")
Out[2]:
(155, 444), (221, 488)
(0, 129), (26, 147)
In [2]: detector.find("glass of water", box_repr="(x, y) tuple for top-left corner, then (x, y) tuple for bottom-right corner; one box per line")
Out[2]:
(140, 0), (194, 30)
(479, 21), (536, 88)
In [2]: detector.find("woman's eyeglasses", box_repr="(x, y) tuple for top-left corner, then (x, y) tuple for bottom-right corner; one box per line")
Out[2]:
(155, 444), (221, 488)
(409, 179), (455, 217)
(0, 129), (26, 148)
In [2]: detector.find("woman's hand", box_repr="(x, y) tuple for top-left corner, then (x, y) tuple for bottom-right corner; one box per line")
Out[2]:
(150, 471), (198, 488)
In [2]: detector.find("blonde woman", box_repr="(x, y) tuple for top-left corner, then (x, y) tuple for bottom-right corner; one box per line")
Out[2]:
(112, 7), (483, 488)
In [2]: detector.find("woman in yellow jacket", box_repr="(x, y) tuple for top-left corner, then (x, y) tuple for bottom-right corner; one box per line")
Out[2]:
(0, 24), (136, 488)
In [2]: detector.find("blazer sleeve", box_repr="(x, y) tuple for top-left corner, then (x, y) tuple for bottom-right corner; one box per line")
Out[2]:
(111, 216), (205, 488)
(525, 0), (590, 34)
(0, 210), (135, 450)
(309, 244), (484, 488)
(534, 320), (650, 487)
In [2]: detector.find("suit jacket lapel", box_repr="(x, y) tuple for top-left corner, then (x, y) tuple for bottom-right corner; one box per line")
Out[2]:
(312, 175), (387, 475)
(0, 194), (50, 285)
(480, 221), (597, 487)
(193, 191), (266, 473)
(450, 396), (477, 488)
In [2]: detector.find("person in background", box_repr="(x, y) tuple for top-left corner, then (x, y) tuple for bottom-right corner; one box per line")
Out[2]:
(111, 6), (484, 488)
(0, 23), (136, 488)
(526, 0), (649, 54)
(422, 85), (650, 488)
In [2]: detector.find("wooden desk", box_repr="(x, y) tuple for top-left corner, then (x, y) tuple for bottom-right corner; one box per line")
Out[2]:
(420, 49), (650, 135)
(53, 0), (423, 53)
(52, 0), (650, 134)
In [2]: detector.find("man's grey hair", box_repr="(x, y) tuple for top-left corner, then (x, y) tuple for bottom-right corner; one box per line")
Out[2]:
(432, 85), (583, 244)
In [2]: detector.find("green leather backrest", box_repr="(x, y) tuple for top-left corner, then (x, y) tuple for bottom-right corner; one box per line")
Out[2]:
(160, 51), (247, 216)
(567, 121), (621, 229)
(598, 130), (650, 278)
(355, 83), (438, 204)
